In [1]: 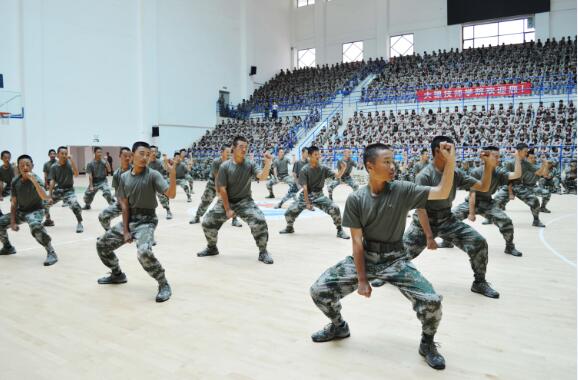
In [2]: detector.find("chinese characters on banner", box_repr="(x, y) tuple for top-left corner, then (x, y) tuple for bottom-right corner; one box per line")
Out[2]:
(416, 82), (532, 102)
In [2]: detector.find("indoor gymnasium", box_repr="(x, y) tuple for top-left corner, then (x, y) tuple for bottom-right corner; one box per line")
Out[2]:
(0, 0), (576, 379)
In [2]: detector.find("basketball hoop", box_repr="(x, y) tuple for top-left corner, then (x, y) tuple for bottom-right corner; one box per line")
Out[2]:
(0, 112), (10, 125)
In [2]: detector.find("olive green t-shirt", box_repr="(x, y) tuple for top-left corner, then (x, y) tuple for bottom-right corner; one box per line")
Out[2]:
(216, 159), (259, 202)
(274, 157), (291, 178)
(416, 164), (479, 211)
(298, 164), (335, 193)
(148, 159), (166, 176)
(43, 159), (57, 177)
(117, 167), (168, 209)
(338, 158), (355, 179)
(210, 158), (224, 180)
(49, 161), (74, 188)
(86, 159), (108, 182)
(175, 162), (189, 179)
(470, 166), (510, 200)
(11, 173), (45, 212)
(293, 159), (308, 176)
(0, 163), (15, 185)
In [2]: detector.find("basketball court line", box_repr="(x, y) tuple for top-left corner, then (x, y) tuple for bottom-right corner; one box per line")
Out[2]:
(538, 214), (576, 268)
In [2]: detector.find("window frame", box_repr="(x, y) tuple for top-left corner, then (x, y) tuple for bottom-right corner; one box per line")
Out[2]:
(342, 40), (364, 63)
(297, 48), (316, 68)
(462, 16), (535, 50)
(389, 33), (415, 58)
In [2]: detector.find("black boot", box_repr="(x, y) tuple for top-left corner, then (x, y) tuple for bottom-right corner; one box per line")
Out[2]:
(504, 244), (523, 257)
(419, 334), (446, 370)
(258, 250), (274, 264)
(0, 244), (16, 255)
(539, 206), (551, 213)
(43, 250), (58, 266)
(279, 226), (295, 234)
(266, 192), (275, 199)
(156, 282), (172, 302)
(311, 321), (350, 343)
(532, 218), (546, 228)
(471, 278), (499, 298)
(97, 271), (127, 284)
(197, 246), (219, 257)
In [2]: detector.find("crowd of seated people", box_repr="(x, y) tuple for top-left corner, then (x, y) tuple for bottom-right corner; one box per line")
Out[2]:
(362, 37), (577, 103)
(311, 113), (343, 148)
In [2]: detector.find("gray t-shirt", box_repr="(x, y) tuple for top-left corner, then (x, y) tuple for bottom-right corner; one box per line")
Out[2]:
(112, 165), (132, 194)
(470, 166), (510, 200)
(413, 161), (429, 178)
(210, 158), (224, 180)
(506, 160), (540, 186)
(299, 164), (335, 193)
(49, 161), (74, 188)
(148, 159), (166, 176)
(216, 159), (259, 202)
(43, 159), (57, 177)
(274, 157), (291, 178)
(175, 162), (189, 179)
(11, 173), (45, 212)
(416, 163), (479, 211)
(117, 167), (168, 209)
(86, 159), (108, 182)
(338, 158), (355, 179)
(293, 159), (308, 176)
(343, 181), (429, 243)
(0, 164), (15, 185)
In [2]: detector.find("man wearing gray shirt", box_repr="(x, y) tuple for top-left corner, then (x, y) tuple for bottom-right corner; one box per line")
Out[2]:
(83, 146), (113, 210)
(98, 147), (132, 231)
(173, 152), (192, 202)
(265, 148), (293, 200)
(403, 136), (499, 299)
(310, 142), (457, 370)
(148, 146), (172, 219)
(197, 136), (274, 264)
(41, 149), (57, 227)
(96, 141), (177, 303)
(274, 147), (309, 209)
(279, 146), (349, 239)
(327, 148), (359, 201)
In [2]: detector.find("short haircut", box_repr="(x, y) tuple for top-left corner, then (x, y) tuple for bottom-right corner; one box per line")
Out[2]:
(119, 147), (131, 155)
(232, 135), (248, 147)
(420, 148), (428, 154)
(174, 151), (180, 157)
(516, 143), (529, 150)
(93, 146), (102, 153)
(179, 149), (186, 153)
(528, 148), (535, 155)
(301, 147), (308, 153)
(483, 146), (500, 152)
(57, 146), (68, 153)
(17, 154), (33, 164)
(307, 146), (319, 155)
(363, 143), (392, 170)
(48, 149), (56, 155)
(430, 136), (454, 156)
(1, 150), (11, 159)
(221, 144), (231, 151)
(131, 141), (150, 152)
(150, 145), (158, 150)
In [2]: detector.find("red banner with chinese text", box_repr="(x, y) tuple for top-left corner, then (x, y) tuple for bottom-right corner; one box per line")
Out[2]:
(416, 82), (532, 102)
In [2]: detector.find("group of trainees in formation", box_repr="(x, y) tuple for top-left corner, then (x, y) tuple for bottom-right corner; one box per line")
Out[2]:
(0, 134), (558, 370)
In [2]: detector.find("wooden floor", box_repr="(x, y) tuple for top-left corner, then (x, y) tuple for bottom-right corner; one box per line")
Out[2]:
(0, 176), (575, 380)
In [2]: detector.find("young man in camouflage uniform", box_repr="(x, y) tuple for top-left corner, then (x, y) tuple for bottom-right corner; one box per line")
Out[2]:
(403, 136), (500, 299)
(96, 141), (176, 303)
(327, 148), (359, 201)
(494, 145), (549, 227)
(274, 147), (309, 210)
(0, 150), (17, 199)
(197, 136), (274, 264)
(148, 146), (172, 219)
(41, 149), (57, 226)
(47, 146), (84, 233)
(412, 148), (430, 179)
(173, 152), (192, 202)
(266, 148), (293, 200)
(562, 160), (577, 194)
(451, 146), (524, 257)
(189, 144), (241, 227)
(98, 147), (132, 231)
(279, 146), (350, 240)
(539, 160), (561, 194)
(0, 155), (58, 266)
(180, 149), (195, 194)
(310, 142), (457, 370)
(83, 146), (113, 210)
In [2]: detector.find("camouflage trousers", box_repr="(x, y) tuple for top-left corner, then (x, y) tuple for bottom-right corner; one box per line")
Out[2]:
(284, 192), (342, 228)
(327, 176), (359, 197)
(0, 209), (52, 251)
(185, 173), (194, 193)
(404, 212), (488, 281)
(98, 201), (122, 231)
(539, 177), (561, 194)
(47, 187), (83, 222)
(267, 175), (298, 204)
(96, 214), (166, 283)
(177, 179), (191, 198)
(195, 179), (217, 218)
(310, 253), (442, 335)
(84, 180), (113, 206)
(453, 198), (515, 247)
(157, 192), (171, 211)
(563, 177), (577, 193)
(202, 198), (268, 252)
(494, 184), (541, 219)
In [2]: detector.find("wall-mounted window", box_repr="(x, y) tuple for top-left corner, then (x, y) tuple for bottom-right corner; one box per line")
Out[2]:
(390, 33), (414, 57)
(462, 17), (535, 49)
(297, 48), (316, 68)
(342, 41), (363, 63)
(297, 0), (315, 7)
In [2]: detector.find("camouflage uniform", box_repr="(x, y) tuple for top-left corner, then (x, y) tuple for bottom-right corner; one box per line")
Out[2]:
(0, 163), (16, 197)
(327, 158), (359, 198)
(96, 167), (168, 284)
(201, 158), (269, 253)
(194, 157), (238, 220)
(47, 161), (83, 222)
(175, 162), (192, 200)
(98, 165), (131, 231)
(0, 174), (54, 254)
(284, 163), (343, 229)
(311, 182), (442, 336)
(404, 164), (489, 282)
(84, 159), (114, 206)
(148, 159), (171, 212)
(266, 156), (294, 200)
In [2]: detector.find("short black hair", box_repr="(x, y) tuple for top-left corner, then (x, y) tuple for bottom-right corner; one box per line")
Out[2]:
(528, 148), (536, 155)
(307, 146), (319, 155)
(232, 136), (248, 147)
(431, 136), (454, 156)
(93, 146), (102, 153)
(57, 146), (68, 153)
(48, 149), (56, 155)
(179, 149), (186, 153)
(150, 145), (158, 150)
(221, 144), (231, 151)
(516, 143), (529, 150)
(17, 154), (33, 164)
(131, 141), (150, 152)
(119, 147), (131, 155)
(483, 146), (500, 152)
(420, 148), (428, 154)
(174, 151), (180, 157)
(301, 147), (308, 153)
(363, 143), (392, 170)
(1, 150), (11, 158)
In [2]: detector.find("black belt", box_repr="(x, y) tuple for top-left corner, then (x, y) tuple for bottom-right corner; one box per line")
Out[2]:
(56, 186), (73, 191)
(363, 240), (404, 253)
(129, 208), (156, 216)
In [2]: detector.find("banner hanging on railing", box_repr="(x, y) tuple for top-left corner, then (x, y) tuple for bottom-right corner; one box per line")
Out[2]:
(416, 82), (532, 102)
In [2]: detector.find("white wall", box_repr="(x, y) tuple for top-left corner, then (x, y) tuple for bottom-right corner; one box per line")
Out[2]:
(291, 0), (577, 65)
